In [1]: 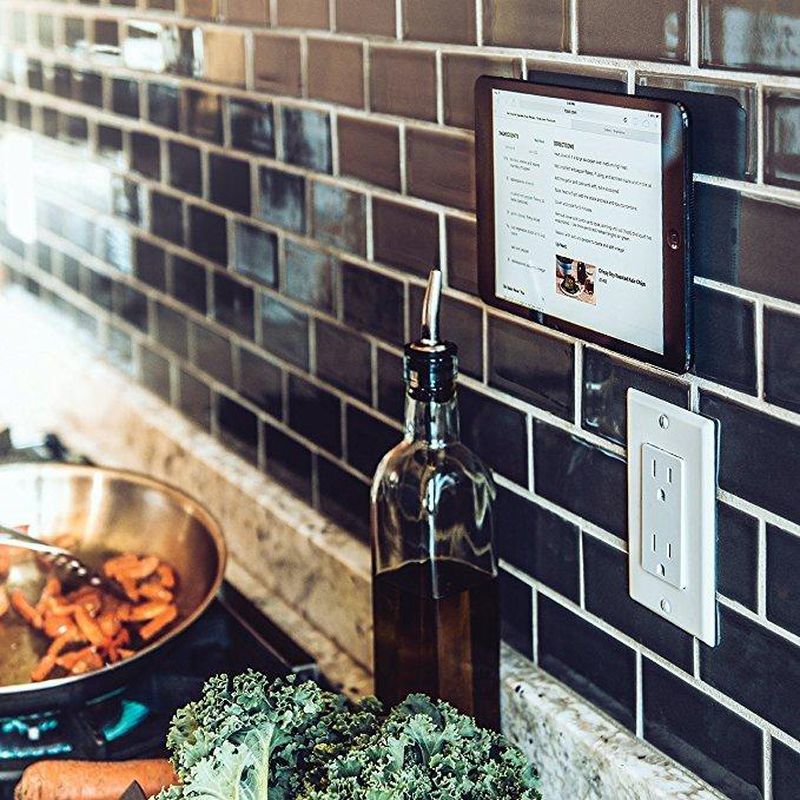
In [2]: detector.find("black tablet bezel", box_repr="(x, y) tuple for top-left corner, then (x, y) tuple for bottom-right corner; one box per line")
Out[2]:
(475, 76), (692, 374)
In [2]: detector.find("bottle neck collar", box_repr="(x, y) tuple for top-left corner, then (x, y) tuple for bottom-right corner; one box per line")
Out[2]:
(404, 390), (460, 447)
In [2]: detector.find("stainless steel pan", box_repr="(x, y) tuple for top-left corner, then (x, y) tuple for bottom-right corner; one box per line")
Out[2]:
(0, 463), (226, 715)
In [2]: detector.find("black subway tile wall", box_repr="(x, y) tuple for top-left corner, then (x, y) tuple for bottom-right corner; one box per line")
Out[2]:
(1, 2), (798, 793)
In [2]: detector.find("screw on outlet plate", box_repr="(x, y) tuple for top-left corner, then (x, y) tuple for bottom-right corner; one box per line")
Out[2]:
(660, 598), (672, 613)
(659, 414), (670, 429)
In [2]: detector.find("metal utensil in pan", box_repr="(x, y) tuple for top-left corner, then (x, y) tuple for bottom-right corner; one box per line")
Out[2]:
(0, 463), (227, 715)
(0, 523), (129, 599)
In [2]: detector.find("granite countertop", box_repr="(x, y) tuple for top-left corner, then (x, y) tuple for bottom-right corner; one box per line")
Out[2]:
(0, 290), (726, 800)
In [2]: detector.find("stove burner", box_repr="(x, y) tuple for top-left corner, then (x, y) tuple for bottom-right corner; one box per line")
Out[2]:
(0, 430), (319, 796)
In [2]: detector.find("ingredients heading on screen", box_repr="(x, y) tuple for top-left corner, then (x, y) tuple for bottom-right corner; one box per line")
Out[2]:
(0, 528), (179, 683)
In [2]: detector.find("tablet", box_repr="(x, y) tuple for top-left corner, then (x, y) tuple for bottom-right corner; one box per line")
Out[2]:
(475, 77), (691, 373)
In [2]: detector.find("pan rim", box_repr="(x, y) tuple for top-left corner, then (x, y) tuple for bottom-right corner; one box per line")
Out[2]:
(0, 462), (227, 700)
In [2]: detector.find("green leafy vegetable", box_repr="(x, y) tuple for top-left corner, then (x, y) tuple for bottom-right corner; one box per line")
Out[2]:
(154, 672), (540, 800)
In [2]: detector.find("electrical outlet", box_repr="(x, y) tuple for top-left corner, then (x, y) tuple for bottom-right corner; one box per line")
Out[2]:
(627, 390), (718, 646)
(641, 443), (686, 589)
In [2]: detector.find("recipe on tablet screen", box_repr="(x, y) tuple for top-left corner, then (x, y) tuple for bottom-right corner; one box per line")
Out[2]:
(492, 89), (665, 354)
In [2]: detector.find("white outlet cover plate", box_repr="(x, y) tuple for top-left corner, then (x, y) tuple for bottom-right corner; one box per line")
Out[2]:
(627, 389), (718, 646)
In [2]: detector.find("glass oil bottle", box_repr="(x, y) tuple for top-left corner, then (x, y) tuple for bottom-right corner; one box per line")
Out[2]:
(371, 267), (499, 730)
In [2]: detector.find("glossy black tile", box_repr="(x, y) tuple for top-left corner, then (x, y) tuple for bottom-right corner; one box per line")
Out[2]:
(288, 374), (341, 456)
(184, 88), (222, 143)
(154, 301), (188, 358)
(100, 225), (133, 272)
(765, 90), (800, 190)
(488, 316), (574, 419)
(209, 154), (251, 214)
(700, 392), (800, 523)
(584, 535), (693, 671)
(238, 346), (282, 419)
(107, 325), (134, 372)
(134, 237), (166, 291)
(97, 125), (124, 158)
(168, 141), (202, 196)
(318, 457), (370, 542)
(150, 191), (184, 245)
(636, 76), (751, 180)
(315, 320), (372, 403)
(74, 70), (103, 108)
(130, 132), (161, 180)
(495, 486), (579, 601)
(347, 408), (398, 482)
(702, 605), (800, 739)
(258, 166), (306, 233)
(62, 256), (82, 292)
(539, 594), (636, 731)
(311, 183), (366, 256)
(372, 198), (439, 277)
(15, 101), (32, 130)
(26, 59), (44, 91)
(139, 345), (171, 402)
(718, 503), (758, 610)
(172, 256), (208, 314)
(409, 287), (482, 379)
(234, 222), (277, 288)
(341, 262), (404, 345)
(534, 421), (627, 539)
(190, 321), (233, 385)
(459, 386), (528, 486)
(177, 369), (211, 429)
(62, 114), (89, 143)
(229, 98), (275, 157)
(35, 243), (53, 274)
(377, 349), (405, 422)
(281, 107), (331, 173)
(86, 268), (113, 311)
(283, 240), (334, 311)
(37, 13), (54, 47)
(772, 740), (800, 800)
(583, 349), (688, 446)
(767, 524), (800, 638)
(217, 394), (258, 464)
(693, 285), (756, 394)
(764, 308), (800, 414)
(694, 184), (800, 305)
(42, 108), (59, 138)
(112, 282), (148, 331)
(264, 423), (312, 502)
(700, 0), (800, 75)
(189, 205), (227, 264)
(643, 658), (763, 800)
(64, 18), (86, 51)
(578, 0), (687, 62)
(147, 82), (180, 131)
(213, 271), (254, 339)
(260, 294), (309, 369)
(111, 77), (139, 118)
(499, 568), (533, 658)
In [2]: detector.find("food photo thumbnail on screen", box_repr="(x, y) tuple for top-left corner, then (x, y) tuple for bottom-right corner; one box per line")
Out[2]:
(555, 255), (596, 305)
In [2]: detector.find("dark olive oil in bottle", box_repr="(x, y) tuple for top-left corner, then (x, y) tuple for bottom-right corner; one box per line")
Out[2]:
(371, 268), (499, 730)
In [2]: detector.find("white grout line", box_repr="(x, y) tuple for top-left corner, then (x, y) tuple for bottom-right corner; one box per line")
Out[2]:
(635, 650), (643, 738)
(689, 0), (700, 69)
(569, 0), (579, 55)
(757, 518), (768, 617)
(763, 732), (773, 800)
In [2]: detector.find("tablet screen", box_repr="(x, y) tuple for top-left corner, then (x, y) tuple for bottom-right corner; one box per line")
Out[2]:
(492, 88), (665, 354)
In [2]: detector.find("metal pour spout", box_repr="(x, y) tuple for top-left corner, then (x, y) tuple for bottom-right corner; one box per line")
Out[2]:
(419, 267), (443, 345)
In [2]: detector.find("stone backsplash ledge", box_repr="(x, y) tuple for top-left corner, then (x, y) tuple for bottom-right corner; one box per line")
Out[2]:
(0, 292), (723, 800)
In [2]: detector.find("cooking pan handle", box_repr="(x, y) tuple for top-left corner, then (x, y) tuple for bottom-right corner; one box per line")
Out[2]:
(0, 523), (68, 556)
